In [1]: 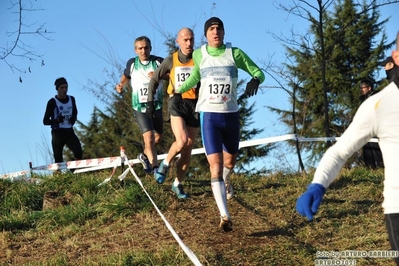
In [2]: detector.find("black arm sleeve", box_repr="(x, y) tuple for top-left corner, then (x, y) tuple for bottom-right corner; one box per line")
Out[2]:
(148, 56), (173, 101)
(70, 96), (78, 124)
(43, 98), (58, 126)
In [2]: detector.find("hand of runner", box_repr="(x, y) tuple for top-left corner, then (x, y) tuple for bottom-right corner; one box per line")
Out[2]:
(296, 183), (326, 220)
(245, 77), (260, 97)
(146, 101), (155, 118)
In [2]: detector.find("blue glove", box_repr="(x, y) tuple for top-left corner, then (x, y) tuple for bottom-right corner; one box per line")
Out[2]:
(296, 183), (326, 220)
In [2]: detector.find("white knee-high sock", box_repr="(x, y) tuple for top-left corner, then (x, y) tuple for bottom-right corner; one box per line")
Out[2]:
(163, 159), (169, 166)
(223, 167), (232, 182)
(211, 177), (229, 218)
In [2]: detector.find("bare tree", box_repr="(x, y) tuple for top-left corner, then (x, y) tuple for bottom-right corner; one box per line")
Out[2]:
(260, 55), (307, 172)
(1, 0), (54, 82)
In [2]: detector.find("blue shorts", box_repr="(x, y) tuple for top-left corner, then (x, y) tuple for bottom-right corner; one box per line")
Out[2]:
(200, 112), (240, 155)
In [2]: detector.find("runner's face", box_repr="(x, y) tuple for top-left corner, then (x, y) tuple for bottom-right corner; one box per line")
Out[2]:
(134, 40), (151, 61)
(359, 84), (371, 95)
(206, 25), (224, 48)
(57, 84), (68, 98)
(177, 29), (194, 56)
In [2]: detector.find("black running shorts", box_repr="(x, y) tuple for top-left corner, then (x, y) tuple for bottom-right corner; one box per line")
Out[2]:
(134, 109), (163, 134)
(168, 96), (199, 128)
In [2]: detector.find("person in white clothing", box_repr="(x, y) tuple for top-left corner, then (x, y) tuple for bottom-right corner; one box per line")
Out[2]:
(296, 44), (399, 265)
(116, 36), (164, 177)
(175, 17), (265, 232)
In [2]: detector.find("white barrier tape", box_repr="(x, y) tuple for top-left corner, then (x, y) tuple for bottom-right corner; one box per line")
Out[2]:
(97, 160), (121, 186)
(31, 134), (297, 172)
(33, 153), (170, 173)
(118, 166), (130, 181)
(297, 136), (337, 142)
(238, 134), (296, 148)
(296, 137), (378, 143)
(21, 134), (324, 173)
(74, 158), (139, 174)
(31, 156), (122, 171)
(123, 153), (202, 266)
(3, 135), (381, 177)
(97, 147), (128, 186)
(1, 170), (30, 180)
(77, 134), (299, 174)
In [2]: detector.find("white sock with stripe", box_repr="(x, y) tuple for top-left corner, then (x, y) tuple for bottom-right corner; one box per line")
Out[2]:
(223, 167), (232, 182)
(211, 177), (229, 218)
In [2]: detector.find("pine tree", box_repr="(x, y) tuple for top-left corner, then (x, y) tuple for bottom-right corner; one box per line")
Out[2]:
(71, 92), (144, 161)
(273, 0), (392, 164)
(236, 82), (272, 173)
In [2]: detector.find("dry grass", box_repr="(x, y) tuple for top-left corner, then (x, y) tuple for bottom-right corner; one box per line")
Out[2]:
(0, 166), (396, 265)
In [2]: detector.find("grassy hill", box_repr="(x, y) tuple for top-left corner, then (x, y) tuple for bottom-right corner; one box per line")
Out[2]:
(0, 165), (396, 265)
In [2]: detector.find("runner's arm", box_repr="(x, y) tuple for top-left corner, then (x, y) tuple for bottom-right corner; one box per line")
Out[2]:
(148, 56), (172, 101)
(70, 96), (78, 125)
(233, 47), (265, 83)
(43, 99), (58, 126)
(312, 99), (377, 188)
(116, 58), (134, 92)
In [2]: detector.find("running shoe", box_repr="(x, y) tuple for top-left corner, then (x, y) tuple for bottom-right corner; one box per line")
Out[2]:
(154, 160), (169, 184)
(152, 166), (158, 180)
(225, 181), (234, 200)
(171, 183), (189, 199)
(219, 215), (233, 232)
(137, 153), (152, 174)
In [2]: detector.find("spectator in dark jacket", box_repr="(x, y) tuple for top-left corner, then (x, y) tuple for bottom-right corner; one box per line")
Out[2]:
(359, 79), (383, 169)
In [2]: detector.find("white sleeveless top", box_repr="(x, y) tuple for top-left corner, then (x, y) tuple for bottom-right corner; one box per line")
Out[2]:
(130, 57), (163, 112)
(196, 42), (238, 113)
(53, 96), (73, 129)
